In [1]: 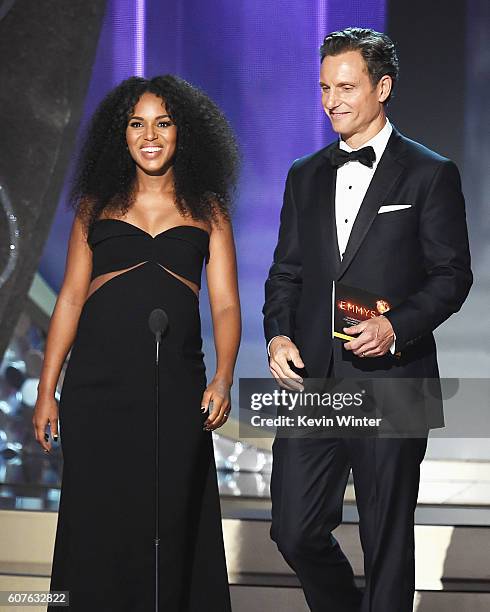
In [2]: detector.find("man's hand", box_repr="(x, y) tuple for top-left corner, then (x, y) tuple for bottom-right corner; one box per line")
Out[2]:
(269, 336), (305, 390)
(343, 315), (394, 358)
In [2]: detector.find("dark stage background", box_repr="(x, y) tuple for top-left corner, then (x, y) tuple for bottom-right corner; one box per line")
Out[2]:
(33, 0), (489, 379)
(0, 0), (488, 494)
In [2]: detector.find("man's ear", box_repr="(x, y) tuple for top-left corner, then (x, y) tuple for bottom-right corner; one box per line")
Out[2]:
(378, 75), (392, 103)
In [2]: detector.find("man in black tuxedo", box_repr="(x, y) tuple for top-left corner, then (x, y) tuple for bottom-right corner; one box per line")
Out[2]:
(263, 28), (472, 612)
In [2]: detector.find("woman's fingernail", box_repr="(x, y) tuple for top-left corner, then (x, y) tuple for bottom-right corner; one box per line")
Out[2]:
(201, 406), (206, 412)
(44, 449), (49, 453)
(53, 435), (58, 441)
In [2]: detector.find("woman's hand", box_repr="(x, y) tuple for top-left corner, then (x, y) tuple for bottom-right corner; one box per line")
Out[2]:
(201, 376), (232, 431)
(32, 394), (59, 453)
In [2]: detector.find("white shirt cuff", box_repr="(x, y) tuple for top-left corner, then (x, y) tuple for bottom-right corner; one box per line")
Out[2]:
(389, 333), (396, 354)
(267, 335), (291, 357)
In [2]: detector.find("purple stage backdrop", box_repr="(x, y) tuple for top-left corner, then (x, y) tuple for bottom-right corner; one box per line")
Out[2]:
(39, 0), (386, 377)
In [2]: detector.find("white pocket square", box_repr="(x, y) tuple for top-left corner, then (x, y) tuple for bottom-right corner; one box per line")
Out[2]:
(378, 204), (412, 214)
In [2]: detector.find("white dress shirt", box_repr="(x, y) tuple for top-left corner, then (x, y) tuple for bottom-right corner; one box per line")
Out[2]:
(268, 118), (396, 356)
(335, 118), (392, 257)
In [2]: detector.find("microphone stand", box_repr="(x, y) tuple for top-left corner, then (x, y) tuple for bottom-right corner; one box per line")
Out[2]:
(154, 328), (160, 612)
(148, 309), (168, 612)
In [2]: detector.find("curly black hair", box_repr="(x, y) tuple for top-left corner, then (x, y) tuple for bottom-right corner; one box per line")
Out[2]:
(69, 75), (240, 234)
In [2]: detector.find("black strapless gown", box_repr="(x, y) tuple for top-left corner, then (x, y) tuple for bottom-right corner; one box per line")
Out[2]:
(48, 219), (231, 611)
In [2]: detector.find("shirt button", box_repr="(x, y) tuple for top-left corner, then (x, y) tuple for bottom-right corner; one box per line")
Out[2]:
(348, 185), (352, 189)
(344, 219), (348, 223)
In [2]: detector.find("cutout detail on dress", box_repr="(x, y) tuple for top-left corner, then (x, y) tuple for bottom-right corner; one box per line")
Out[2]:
(85, 261), (199, 304)
(157, 264), (199, 297)
(85, 262), (147, 304)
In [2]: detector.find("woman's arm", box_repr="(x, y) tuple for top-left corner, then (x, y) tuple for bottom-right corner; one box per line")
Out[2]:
(202, 215), (241, 431)
(33, 214), (93, 451)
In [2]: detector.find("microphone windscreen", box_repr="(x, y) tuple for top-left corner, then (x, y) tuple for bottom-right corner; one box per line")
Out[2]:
(148, 308), (168, 335)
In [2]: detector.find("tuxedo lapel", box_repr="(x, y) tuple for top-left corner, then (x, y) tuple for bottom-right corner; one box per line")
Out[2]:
(337, 131), (405, 278)
(313, 151), (341, 272)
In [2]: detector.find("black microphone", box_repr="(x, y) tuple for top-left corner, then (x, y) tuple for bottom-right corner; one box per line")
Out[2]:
(148, 308), (168, 342)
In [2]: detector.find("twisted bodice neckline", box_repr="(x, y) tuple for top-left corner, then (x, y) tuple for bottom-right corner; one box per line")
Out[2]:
(90, 218), (210, 241)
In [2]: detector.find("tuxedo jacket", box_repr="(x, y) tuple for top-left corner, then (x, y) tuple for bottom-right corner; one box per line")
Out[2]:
(263, 127), (472, 429)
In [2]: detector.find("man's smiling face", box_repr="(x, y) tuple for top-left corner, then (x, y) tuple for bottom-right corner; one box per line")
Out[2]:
(320, 49), (390, 142)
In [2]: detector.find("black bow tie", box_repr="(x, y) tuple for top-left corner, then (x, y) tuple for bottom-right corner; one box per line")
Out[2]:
(329, 145), (376, 169)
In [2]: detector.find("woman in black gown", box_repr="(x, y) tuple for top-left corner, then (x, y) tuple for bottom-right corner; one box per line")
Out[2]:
(33, 75), (241, 611)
